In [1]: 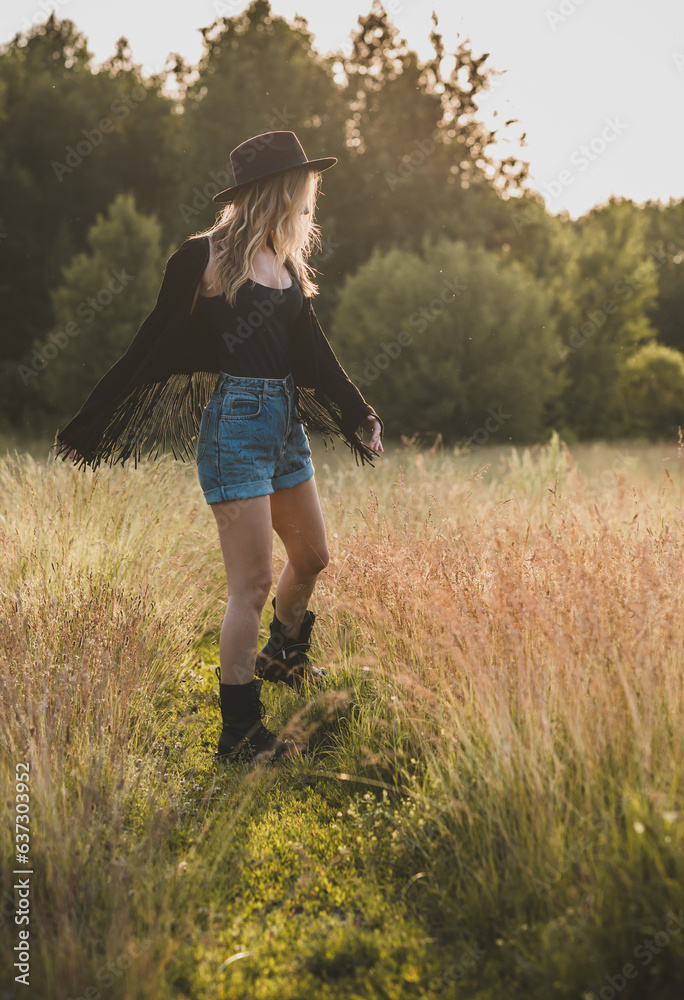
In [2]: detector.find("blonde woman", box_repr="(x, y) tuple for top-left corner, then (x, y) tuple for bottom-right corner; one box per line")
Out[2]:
(55, 131), (384, 764)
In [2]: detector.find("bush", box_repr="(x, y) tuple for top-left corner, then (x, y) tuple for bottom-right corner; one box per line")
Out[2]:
(617, 342), (684, 438)
(329, 237), (564, 445)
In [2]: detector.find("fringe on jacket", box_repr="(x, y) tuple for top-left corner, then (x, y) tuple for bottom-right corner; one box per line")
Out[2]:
(53, 234), (382, 472)
(53, 372), (379, 471)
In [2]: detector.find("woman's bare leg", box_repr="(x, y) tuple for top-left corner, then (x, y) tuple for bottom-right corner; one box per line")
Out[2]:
(211, 495), (274, 684)
(269, 477), (330, 637)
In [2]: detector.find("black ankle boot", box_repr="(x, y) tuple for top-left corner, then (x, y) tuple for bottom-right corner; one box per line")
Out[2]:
(255, 597), (326, 691)
(214, 666), (299, 763)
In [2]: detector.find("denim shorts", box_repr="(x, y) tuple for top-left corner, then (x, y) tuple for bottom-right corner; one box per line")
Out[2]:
(196, 371), (315, 504)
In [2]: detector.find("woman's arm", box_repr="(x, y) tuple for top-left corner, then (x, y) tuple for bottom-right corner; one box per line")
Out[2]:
(309, 302), (384, 444)
(54, 237), (210, 467)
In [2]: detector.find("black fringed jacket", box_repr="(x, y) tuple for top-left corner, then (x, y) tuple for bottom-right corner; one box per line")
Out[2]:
(54, 234), (384, 470)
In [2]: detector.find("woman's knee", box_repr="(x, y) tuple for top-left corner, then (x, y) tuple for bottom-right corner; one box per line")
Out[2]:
(293, 547), (330, 576)
(228, 571), (273, 608)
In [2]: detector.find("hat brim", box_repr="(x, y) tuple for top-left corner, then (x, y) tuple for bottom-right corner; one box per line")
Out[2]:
(212, 157), (338, 204)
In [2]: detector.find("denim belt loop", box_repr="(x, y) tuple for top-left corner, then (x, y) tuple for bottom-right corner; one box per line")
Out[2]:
(215, 370), (293, 399)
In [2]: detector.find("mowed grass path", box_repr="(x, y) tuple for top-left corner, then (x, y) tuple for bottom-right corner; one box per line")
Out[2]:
(1, 434), (684, 999)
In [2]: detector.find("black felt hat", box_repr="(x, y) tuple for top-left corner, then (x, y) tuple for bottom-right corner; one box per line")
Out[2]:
(212, 131), (337, 203)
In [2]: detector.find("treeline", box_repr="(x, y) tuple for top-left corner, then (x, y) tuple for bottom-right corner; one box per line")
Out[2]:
(1, 0), (682, 446)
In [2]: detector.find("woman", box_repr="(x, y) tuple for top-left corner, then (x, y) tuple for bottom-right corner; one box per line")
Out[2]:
(55, 131), (384, 765)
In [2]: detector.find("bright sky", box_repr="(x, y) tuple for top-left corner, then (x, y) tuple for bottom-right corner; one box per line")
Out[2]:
(3, 0), (683, 219)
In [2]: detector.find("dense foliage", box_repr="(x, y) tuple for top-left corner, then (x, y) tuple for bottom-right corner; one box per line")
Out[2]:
(1, 0), (682, 443)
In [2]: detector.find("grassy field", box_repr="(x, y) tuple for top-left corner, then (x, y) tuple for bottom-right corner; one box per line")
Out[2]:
(1, 432), (683, 999)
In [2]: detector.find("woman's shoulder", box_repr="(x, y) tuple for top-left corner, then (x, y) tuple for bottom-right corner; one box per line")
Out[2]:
(177, 233), (211, 259)
(162, 235), (211, 282)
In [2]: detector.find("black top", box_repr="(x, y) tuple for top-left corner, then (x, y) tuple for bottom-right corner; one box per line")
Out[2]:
(189, 268), (303, 379)
(55, 235), (383, 471)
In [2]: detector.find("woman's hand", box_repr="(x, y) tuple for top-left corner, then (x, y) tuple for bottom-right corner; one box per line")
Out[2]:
(58, 442), (82, 463)
(361, 415), (384, 454)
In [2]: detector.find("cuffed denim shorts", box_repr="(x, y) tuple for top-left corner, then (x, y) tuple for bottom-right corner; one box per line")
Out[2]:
(196, 371), (315, 504)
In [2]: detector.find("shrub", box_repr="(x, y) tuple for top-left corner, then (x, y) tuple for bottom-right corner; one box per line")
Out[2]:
(329, 237), (564, 445)
(617, 342), (684, 438)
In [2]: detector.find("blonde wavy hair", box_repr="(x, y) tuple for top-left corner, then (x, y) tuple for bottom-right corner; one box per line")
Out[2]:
(191, 165), (323, 304)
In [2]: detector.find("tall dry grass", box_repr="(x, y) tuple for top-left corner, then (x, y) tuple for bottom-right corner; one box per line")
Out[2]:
(1, 432), (683, 996)
(321, 432), (684, 989)
(0, 452), (227, 993)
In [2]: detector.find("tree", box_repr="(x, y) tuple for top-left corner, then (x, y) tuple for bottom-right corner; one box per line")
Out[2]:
(554, 197), (659, 439)
(0, 13), (179, 400)
(320, 3), (532, 295)
(178, 1), (346, 237)
(21, 193), (170, 431)
(329, 237), (563, 444)
(616, 342), (684, 439)
(641, 197), (684, 353)
(0, 12), (95, 375)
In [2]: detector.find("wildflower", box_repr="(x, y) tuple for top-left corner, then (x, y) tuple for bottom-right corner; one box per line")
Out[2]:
(633, 821), (645, 835)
